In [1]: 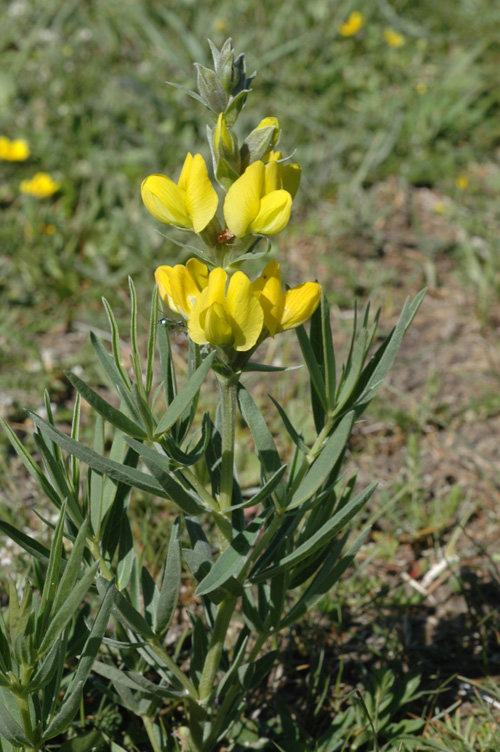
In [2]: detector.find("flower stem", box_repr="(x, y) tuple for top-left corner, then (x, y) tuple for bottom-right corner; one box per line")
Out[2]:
(215, 372), (238, 520)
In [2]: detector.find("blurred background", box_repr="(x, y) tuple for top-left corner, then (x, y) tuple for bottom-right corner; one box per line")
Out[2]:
(2, 0), (500, 747)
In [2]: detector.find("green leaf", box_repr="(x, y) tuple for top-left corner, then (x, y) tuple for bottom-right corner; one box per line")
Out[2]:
(42, 580), (115, 741)
(113, 590), (155, 640)
(224, 465), (288, 513)
(92, 660), (186, 699)
(0, 699), (30, 747)
(268, 395), (309, 454)
(28, 635), (66, 693)
(295, 322), (328, 425)
(146, 284), (159, 397)
(155, 518), (182, 635)
(251, 483), (376, 583)
(101, 297), (132, 389)
(65, 370), (148, 439)
(37, 502), (68, 641)
(237, 386), (286, 508)
(38, 561), (99, 657)
(90, 332), (140, 423)
(196, 510), (271, 597)
(287, 411), (355, 510)
(26, 412), (176, 500)
(157, 315), (177, 409)
(354, 289), (426, 411)
(312, 293), (337, 408)
(332, 329), (368, 416)
(279, 528), (369, 629)
(140, 454), (207, 516)
(116, 514), (135, 591)
(0, 417), (70, 515)
(0, 521), (51, 567)
(154, 350), (216, 436)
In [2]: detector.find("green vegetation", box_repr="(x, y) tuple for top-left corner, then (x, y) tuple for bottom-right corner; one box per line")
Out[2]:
(2, 1), (500, 749)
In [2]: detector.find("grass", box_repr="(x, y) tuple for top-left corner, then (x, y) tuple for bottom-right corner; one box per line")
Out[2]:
(2, 0), (500, 749)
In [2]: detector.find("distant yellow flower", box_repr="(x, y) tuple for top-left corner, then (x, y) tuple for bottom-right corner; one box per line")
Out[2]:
(339, 11), (364, 37)
(252, 260), (321, 336)
(141, 153), (218, 233)
(455, 174), (469, 191)
(155, 258), (209, 320)
(20, 172), (60, 198)
(188, 268), (264, 352)
(223, 160), (300, 238)
(384, 28), (405, 47)
(416, 82), (428, 94)
(0, 136), (30, 161)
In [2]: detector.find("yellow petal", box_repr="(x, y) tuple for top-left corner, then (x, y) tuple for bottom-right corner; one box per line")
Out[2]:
(224, 161), (265, 238)
(155, 266), (176, 312)
(248, 189), (292, 236)
(188, 268), (227, 345)
(202, 302), (234, 347)
(186, 258), (209, 290)
(277, 282), (322, 332)
(252, 259), (281, 294)
(264, 161), (281, 194)
(183, 153), (219, 233)
(281, 163), (301, 199)
(141, 175), (191, 228)
(256, 275), (283, 336)
(226, 272), (264, 351)
(177, 152), (194, 192)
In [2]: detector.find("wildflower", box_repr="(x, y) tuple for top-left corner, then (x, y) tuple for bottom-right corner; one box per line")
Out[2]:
(416, 82), (428, 94)
(252, 260), (321, 335)
(223, 160), (300, 238)
(155, 258), (209, 319)
(455, 174), (468, 191)
(384, 28), (405, 47)
(188, 268), (264, 351)
(141, 153), (218, 233)
(339, 11), (364, 37)
(20, 172), (60, 198)
(0, 136), (30, 161)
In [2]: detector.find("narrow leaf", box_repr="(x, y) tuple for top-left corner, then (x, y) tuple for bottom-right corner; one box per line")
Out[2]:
(155, 518), (182, 635)
(288, 411), (354, 510)
(65, 371), (147, 439)
(154, 351), (216, 436)
(251, 483), (376, 583)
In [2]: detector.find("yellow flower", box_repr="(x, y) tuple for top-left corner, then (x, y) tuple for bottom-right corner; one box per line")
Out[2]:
(252, 260), (321, 336)
(416, 82), (428, 94)
(339, 11), (364, 37)
(455, 174), (468, 191)
(223, 160), (300, 238)
(0, 136), (30, 161)
(141, 153), (218, 233)
(188, 268), (264, 351)
(20, 172), (60, 198)
(155, 258), (209, 319)
(384, 28), (405, 47)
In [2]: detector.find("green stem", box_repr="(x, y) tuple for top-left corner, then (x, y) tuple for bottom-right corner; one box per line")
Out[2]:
(141, 714), (163, 752)
(147, 638), (198, 698)
(15, 690), (35, 749)
(216, 373), (238, 516)
(198, 596), (237, 704)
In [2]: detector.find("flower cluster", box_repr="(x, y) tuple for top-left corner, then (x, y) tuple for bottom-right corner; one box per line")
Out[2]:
(155, 259), (321, 357)
(20, 172), (61, 198)
(0, 136), (30, 161)
(142, 39), (321, 368)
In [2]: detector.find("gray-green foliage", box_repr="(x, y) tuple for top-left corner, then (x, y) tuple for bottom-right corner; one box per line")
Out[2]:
(0, 280), (423, 750)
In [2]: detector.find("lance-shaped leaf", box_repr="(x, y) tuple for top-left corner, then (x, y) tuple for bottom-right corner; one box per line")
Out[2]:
(279, 528), (369, 630)
(155, 518), (182, 635)
(37, 560), (99, 658)
(42, 580), (115, 741)
(237, 385), (286, 507)
(65, 371), (148, 439)
(0, 521), (51, 567)
(196, 509), (271, 597)
(0, 693), (31, 747)
(91, 661), (186, 699)
(26, 412), (175, 500)
(310, 293), (336, 407)
(154, 350), (215, 437)
(287, 411), (355, 510)
(352, 289), (426, 412)
(331, 329), (368, 417)
(251, 483), (376, 583)
(90, 332), (140, 424)
(295, 321), (328, 430)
